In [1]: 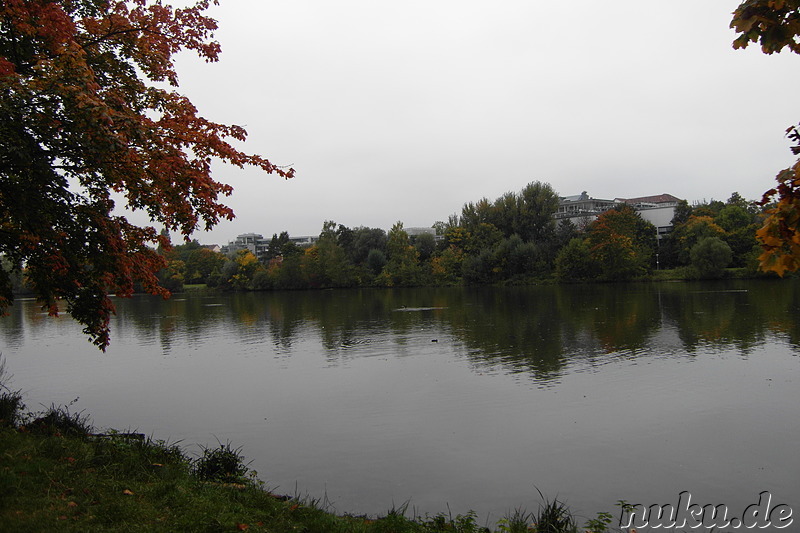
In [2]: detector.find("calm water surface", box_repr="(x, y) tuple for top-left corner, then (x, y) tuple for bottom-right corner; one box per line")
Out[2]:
(1, 280), (798, 526)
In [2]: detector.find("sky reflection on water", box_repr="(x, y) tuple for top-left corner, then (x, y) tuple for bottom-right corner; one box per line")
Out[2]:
(1, 281), (798, 526)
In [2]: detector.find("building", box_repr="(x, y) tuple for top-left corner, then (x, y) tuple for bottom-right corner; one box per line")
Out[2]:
(555, 191), (617, 228)
(615, 194), (681, 239)
(221, 233), (319, 261)
(288, 235), (318, 246)
(201, 244), (222, 253)
(405, 227), (436, 237)
(222, 233), (270, 260)
(557, 192), (682, 238)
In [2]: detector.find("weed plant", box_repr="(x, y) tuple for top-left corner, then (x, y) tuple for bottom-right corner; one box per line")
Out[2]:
(532, 490), (577, 533)
(0, 357), (24, 428)
(193, 440), (250, 483)
(27, 402), (92, 437)
(497, 508), (534, 532)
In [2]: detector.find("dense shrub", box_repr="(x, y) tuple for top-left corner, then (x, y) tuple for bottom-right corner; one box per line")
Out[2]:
(689, 236), (732, 279)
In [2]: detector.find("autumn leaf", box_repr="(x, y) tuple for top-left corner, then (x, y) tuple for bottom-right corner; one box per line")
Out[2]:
(0, 0), (294, 350)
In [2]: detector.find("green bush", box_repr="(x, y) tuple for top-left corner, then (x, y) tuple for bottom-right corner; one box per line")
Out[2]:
(555, 238), (597, 282)
(689, 236), (732, 279)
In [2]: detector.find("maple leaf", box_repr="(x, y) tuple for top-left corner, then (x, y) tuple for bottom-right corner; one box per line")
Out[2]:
(731, 1), (800, 274)
(0, 0), (294, 349)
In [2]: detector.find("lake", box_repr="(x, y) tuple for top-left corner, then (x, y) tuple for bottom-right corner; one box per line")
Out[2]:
(1, 280), (798, 528)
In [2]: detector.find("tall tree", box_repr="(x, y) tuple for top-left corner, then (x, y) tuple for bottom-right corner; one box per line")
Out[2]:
(349, 226), (387, 265)
(0, 0), (293, 348)
(731, 1), (800, 274)
(514, 181), (559, 243)
(587, 205), (656, 280)
(380, 222), (422, 286)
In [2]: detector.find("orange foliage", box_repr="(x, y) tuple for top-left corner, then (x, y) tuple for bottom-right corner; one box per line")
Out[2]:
(0, 1), (293, 348)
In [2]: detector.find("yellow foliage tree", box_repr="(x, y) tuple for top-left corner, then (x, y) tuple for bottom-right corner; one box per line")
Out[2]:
(731, 1), (800, 274)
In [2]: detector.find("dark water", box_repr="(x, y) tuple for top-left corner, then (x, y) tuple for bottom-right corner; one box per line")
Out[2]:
(1, 280), (798, 527)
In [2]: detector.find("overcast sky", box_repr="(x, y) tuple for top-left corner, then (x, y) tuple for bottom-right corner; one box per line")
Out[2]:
(157, 0), (800, 245)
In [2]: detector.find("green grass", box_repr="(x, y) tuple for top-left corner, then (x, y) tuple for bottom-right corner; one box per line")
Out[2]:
(1, 425), (378, 532)
(2, 423), (633, 532)
(0, 372), (623, 533)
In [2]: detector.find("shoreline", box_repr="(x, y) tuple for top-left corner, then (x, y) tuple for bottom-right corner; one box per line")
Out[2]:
(0, 402), (618, 532)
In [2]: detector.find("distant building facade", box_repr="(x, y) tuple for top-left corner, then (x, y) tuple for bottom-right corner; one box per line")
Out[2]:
(405, 227), (435, 237)
(221, 233), (319, 260)
(405, 226), (443, 242)
(615, 194), (681, 239)
(222, 233), (270, 260)
(288, 235), (318, 246)
(557, 192), (682, 238)
(555, 191), (617, 229)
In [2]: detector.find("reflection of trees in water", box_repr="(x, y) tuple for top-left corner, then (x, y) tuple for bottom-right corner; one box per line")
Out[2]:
(445, 285), (663, 382)
(260, 289), (454, 362)
(555, 283), (661, 354)
(764, 280), (800, 347)
(446, 287), (569, 381)
(0, 300), (27, 348)
(657, 279), (800, 355)
(110, 294), (236, 354)
(55, 279), (800, 371)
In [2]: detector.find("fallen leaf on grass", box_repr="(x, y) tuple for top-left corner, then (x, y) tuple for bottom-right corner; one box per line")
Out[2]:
(236, 523), (249, 530)
(122, 489), (134, 496)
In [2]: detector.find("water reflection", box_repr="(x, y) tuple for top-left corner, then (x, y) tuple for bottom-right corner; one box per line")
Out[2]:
(2, 280), (798, 523)
(4, 279), (799, 379)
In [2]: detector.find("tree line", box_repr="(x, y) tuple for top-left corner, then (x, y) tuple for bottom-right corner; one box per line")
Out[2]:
(158, 183), (771, 292)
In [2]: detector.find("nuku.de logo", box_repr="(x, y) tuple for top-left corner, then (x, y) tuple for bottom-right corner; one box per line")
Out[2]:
(619, 491), (793, 530)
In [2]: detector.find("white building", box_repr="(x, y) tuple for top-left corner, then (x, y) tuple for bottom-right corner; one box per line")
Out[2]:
(222, 233), (270, 259)
(615, 194), (681, 239)
(288, 235), (318, 246)
(557, 192), (682, 238)
(555, 191), (617, 228)
(405, 226), (443, 242)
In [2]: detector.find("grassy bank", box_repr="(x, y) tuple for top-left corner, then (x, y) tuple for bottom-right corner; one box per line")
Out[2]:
(172, 266), (781, 294)
(0, 389), (627, 533)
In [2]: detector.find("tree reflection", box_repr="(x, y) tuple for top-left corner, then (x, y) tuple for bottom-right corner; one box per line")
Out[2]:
(15, 280), (798, 381)
(657, 280), (797, 354)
